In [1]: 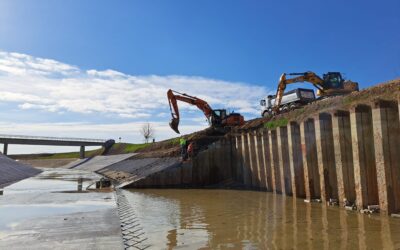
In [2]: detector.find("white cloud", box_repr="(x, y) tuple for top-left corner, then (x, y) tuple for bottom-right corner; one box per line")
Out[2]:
(0, 51), (269, 119)
(0, 51), (79, 76)
(0, 50), (271, 154)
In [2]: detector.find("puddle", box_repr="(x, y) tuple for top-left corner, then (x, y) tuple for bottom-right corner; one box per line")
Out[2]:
(0, 202), (112, 230)
(124, 189), (400, 249)
(3, 179), (92, 194)
(2, 168), (99, 195)
(0, 168), (114, 232)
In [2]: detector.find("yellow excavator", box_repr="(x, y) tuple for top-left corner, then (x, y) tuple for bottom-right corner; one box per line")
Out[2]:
(273, 71), (359, 114)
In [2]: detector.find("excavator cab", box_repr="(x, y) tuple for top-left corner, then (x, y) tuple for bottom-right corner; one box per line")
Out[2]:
(213, 109), (226, 119)
(210, 109), (226, 126)
(322, 72), (344, 90)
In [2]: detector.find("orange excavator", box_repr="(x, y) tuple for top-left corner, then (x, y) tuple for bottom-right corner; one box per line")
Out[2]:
(167, 89), (245, 134)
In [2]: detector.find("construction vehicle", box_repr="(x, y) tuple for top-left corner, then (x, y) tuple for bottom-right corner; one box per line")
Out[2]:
(167, 89), (245, 134)
(260, 88), (316, 117)
(270, 71), (359, 115)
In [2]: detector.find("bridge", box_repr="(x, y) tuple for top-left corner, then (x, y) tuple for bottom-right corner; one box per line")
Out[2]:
(0, 134), (115, 158)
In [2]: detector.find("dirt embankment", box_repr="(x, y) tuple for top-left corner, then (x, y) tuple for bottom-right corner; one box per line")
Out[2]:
(238, 78), (400, 131)
(135, 128), (224, 158)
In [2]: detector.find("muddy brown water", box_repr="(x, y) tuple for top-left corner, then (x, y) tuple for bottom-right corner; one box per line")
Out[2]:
(123, 189), (400, 249)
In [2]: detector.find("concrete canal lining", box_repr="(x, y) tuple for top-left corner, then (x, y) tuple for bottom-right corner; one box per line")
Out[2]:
(351, 105), (379, 209)
(315, 113), (338, 202)
(269, 130), (281, 194)
(332, 110), (356, 206)
(71, 153), (137, 172)
(277, 126), (292, 195)
(301, 118), (321, 200)
(255, 130), (267, 190)
(0, 168), (124, 249)
(241, 133), (252, 187)
(288, 122), (305, 198)
(248, 132), (258, 188)
(372, 100), (400, 214)
(0, 154), (41, 188)
(124, 98), (400, 216)
(261, 130), (273, 191)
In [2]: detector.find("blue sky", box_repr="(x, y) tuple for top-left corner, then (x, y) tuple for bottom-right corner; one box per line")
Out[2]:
(0, 0), (399, 154)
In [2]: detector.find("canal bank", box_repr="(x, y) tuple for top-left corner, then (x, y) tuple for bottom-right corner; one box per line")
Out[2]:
(0, 168), (124, 250)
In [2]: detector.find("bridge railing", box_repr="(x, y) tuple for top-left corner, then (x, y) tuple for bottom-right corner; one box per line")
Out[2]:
(0, 134), (107, 143)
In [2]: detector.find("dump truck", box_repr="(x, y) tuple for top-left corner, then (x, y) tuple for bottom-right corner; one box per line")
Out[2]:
(260, 88), (315, 117)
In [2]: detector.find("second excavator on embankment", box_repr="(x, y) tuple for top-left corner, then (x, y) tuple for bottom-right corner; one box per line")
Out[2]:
(260, 71), (359, 117)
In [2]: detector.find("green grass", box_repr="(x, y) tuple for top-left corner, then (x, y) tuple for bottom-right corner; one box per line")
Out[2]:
(169, 138), (181, 146)
(17, 142), (151, 160)
(34, 148), (101, 159)
(95, 142), (151, 154)
(264, 118), (288, 130)
(41, 152), (81, 159)
(123, 143), (150, 153)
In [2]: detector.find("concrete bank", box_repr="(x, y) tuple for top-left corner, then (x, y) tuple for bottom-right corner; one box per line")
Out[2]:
(126, 99), (400, 216)
(100, 157), (182, 188)
(71, 153), (137, 172)
(0, 168), (124, 250)
(55, 154), (181, 189)
(18, 158), (77, 168)
(0, 154), (42, 188)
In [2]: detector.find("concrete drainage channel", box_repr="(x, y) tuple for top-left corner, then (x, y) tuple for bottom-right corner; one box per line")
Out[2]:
(116, 189), (150, 250)
(0, 168), (125, 249)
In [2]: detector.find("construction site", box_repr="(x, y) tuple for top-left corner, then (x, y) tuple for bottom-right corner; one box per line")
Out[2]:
(1, 1), (399, 248)
(1, 77), (400, 249)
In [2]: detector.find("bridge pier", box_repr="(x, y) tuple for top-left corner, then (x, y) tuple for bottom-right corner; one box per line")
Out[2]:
(3, 143), (8, 155)
(80, 146), (85, 159)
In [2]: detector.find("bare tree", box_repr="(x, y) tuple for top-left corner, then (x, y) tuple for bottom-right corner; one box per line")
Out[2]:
(140, 123), (155, 143)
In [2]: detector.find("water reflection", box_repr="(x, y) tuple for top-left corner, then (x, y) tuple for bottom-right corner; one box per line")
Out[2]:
(124, 189), (400, 249)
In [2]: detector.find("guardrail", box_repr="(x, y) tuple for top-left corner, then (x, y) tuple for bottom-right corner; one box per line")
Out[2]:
(0, 134), (107, 143)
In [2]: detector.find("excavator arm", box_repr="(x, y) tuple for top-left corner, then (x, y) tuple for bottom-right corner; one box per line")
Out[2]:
(273, 71), (325, 113)
(167, 89), (214, 134)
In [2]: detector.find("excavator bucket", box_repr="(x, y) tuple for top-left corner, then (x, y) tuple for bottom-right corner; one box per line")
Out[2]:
(169, 118), (180, 134)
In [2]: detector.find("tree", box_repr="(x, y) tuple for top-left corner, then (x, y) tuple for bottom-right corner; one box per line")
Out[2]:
(140, 123), (155, 143)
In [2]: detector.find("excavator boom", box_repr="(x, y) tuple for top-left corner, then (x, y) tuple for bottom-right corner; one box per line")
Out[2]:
(274, 72), (325, 113)
(167, 89), (213, 134)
